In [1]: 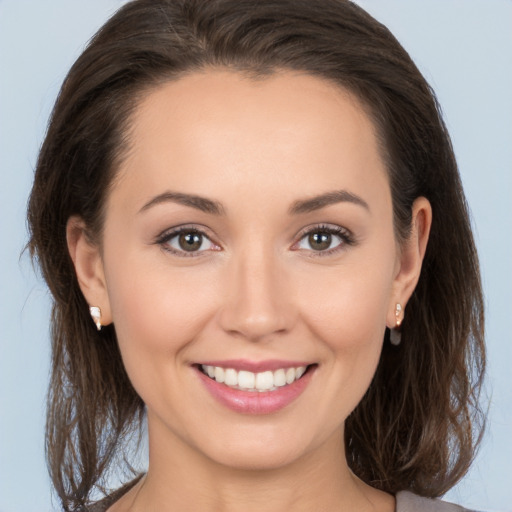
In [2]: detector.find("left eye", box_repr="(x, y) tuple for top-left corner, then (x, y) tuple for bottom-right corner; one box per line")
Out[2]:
(163, 230), (215, 254)
(296, 229), (344, 252)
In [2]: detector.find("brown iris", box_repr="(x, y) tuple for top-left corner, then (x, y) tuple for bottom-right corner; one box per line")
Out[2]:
(308, 232), (332, 251)
(178, 232), (203, 251)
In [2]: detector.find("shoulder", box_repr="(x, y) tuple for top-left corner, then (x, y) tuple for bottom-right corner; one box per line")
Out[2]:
(87, 487), (481, 512)
(396, 491), (479, 512)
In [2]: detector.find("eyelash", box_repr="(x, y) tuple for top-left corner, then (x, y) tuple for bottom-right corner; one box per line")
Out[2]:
(155, 225), (219, 258)
(293, 224), (356, 257)
(155, 224), (355, 257)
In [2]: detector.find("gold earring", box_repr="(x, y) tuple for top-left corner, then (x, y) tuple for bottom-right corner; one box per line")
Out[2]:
(89, 306), (102, 331)
(389, 303), (402, 346)
(395, 303), (403, 326)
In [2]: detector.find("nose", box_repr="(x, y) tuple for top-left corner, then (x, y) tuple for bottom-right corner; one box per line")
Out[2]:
(218, 248), (295, 342)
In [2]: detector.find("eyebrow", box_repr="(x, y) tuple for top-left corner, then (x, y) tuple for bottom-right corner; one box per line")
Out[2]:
(139, 189), (368, 216)
(139, 191), (225, 215)
(289, 190), (370, 215)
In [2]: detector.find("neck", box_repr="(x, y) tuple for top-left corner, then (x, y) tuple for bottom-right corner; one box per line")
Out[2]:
(121, 415), (394, 512)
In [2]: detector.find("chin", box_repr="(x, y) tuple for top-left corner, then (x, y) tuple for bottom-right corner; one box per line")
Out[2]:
(207, 445), (307, 472)
(194, 424), (328, 472)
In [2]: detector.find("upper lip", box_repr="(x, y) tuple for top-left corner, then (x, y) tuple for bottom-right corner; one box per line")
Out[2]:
(195, 359), (314, 372)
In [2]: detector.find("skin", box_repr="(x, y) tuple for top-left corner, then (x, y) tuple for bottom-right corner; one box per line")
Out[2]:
(67, 70), (431, 511)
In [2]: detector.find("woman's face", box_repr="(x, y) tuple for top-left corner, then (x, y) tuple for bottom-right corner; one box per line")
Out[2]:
(76, 70), (425, 470)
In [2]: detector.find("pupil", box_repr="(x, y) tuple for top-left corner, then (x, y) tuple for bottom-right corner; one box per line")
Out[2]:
(309, 232), (331, 251)
(179, 232), (202, 251)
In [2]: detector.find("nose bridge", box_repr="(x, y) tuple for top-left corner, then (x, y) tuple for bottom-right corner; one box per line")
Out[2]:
(219, 242), (292, 341)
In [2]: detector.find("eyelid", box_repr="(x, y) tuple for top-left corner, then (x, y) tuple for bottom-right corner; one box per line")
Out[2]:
(153, 222), (355, 257)
(154, 224), (221, 257)
(292, 223), (355, 255)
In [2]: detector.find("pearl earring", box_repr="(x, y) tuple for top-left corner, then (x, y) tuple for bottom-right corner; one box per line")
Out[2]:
(89, 306), (102, 331)
(389, 303), (402, 346)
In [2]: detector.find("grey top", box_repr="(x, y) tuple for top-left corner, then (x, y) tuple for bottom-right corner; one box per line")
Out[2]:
(88, 486), (477, 511)
(396, 491), (477, 512)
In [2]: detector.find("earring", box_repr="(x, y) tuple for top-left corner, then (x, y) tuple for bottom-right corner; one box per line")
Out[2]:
(389, 303), (402, 346)
(89, 306), (102, 331)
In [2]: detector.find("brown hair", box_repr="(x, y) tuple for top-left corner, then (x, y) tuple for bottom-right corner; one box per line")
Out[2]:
(27, 0), (485, 509)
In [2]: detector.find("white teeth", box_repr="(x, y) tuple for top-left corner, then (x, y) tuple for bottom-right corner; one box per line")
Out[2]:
(273, 368), (286, 387)
(296, 366), (306, 379)
(256, 371), (274, 390)
(201, 365), (308, 392)
(238, 370), (255, 389)
(214, 366), (225, 383)
(224, 368), (238, 386)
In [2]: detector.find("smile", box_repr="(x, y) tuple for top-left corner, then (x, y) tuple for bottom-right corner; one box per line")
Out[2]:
(195, 361), (316, 414)
(200, 365), (308, 392)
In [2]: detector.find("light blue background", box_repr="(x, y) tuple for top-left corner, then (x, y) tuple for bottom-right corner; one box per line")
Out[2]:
(1, 1), (510, 510)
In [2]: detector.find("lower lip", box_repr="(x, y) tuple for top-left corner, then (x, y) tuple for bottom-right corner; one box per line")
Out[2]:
(196, 367), (314, 415)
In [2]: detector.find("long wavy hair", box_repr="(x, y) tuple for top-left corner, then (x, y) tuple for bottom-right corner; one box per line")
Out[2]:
(27, 0), (485, 510)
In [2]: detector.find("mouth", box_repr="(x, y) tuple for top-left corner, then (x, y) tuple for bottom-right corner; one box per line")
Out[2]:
(197, 364), (313, 392)
(194, 361), (317, 414)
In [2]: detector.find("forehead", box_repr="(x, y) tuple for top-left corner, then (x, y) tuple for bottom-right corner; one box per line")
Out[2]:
(114, 69), (389, 212)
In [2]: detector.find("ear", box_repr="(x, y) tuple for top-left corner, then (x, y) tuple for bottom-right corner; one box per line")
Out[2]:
(387, 197), (432, 328)
(66, 216), (112, 326)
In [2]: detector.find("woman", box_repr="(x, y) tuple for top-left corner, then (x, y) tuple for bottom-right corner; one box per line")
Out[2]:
(27, 0), (485, 510)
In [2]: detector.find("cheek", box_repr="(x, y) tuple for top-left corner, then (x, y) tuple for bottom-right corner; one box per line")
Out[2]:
(298, 261), (393, 414)
(298, 263), (393, 351)
(102, 255), (225, 417)
(103, 252), (219, 365)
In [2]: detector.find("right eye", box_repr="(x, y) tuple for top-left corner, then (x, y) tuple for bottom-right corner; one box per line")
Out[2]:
(157, 228), (218, 256)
